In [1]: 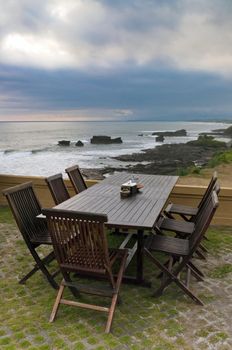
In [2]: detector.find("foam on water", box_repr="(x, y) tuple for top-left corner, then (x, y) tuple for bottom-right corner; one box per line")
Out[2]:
(0, 120), (231, 176)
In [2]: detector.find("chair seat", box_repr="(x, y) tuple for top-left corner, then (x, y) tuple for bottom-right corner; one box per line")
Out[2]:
(145, 234), (189, 256)
(157, 216), (195, 235)
(30, 228), (52, 245)
(165, 203), (198, 216)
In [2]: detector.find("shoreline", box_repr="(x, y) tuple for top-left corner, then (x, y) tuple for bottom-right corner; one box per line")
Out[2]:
(82, 140), (228, 180)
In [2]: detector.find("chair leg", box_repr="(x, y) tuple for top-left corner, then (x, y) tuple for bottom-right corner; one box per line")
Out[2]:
(63, 272), (80, 298)
(19, 265), (40, 284)
(50, 280), (65, 322)
(195, 249), (206, 260)
(144, 249), (204, 305)
(105, 293), (118, 334)
(199, 243), (208, 253)
(187, 261), (205, 278)
(21, 249), (58, 289)
(105, 252), (128, 333)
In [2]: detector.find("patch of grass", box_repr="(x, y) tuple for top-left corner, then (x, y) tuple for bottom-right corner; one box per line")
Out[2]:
(205, 228), (232, 253)
(0, 206), (14, 224)
(209, 264), (232, 278)
(165, 320), (185, 337)
(208, 149), (232, 168)
(209, 331), (229, 344)
(177, 165), (202, 177)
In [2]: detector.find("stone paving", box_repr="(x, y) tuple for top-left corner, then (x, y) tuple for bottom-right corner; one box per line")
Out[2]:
(0, 207), (232, 350)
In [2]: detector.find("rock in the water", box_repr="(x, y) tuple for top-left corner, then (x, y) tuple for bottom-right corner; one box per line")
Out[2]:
(156, 135), (164, 142)
(90, 136), (123, 144)
(58, 140), (70, 146)
(75, 140), (84, 147)
(152, 129), (187, 137)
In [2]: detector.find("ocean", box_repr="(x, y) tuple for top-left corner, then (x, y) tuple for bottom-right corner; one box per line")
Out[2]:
(0, 120), (230, 177)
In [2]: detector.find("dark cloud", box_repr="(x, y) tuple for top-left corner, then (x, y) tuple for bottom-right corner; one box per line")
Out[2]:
(1, 63), (232, 120)
(0, 1), (232, 120)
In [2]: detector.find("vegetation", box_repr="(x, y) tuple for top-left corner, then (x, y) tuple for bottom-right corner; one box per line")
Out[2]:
(207, 149), (232, 168)
(187, 135), (226, 148)
(0, 205), (13, 224)
(177, 165), (201, 177)
(0, 206), (232, 349)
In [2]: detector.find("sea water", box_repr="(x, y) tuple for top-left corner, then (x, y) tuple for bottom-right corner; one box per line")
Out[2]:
(0, 120), (230, 176)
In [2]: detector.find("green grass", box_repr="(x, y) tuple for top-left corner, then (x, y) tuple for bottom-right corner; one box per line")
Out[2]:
(209, 264), (232, 278)
(0, 206), (232, 349)
(0, 205), (14, 224)
(207, 149), (232, 168)
(178, 147), (232, 177)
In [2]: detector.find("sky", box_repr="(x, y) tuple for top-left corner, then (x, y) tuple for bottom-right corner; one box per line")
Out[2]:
(0, 0), (232, 122)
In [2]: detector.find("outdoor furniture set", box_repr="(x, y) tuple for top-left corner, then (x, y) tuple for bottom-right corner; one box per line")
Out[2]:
(3, 167), (219, 333)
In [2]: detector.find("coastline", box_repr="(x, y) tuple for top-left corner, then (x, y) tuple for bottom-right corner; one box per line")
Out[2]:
(82, 140), (228, 180)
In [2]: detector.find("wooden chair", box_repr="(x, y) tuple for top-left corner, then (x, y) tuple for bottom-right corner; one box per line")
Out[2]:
(157, 183), (220, 260)
(144, 191), (219, 305)
(65, 165), (87, 194)
(45, 173), (70, 205)
(42, 208), (128, 333)
(3, 182), (58, 289)
(164, 171), (217, 221)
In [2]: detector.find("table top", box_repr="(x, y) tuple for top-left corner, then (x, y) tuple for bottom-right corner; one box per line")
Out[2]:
(55, 173), (178, 230)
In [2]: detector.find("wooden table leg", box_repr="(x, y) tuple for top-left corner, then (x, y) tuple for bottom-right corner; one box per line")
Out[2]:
(136, 229), (144, 283)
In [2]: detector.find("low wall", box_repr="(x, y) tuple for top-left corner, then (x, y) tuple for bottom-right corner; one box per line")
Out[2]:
(0, 174), (231, 226)
(0, 174), (98, 208)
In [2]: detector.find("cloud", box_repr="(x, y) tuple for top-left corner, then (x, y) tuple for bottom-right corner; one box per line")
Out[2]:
(0, 0), (232, 76)
(1, 62), (232, 121)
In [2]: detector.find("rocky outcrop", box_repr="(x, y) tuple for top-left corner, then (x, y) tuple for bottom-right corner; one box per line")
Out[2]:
(111, 141), (227, 175)
(90, 136), (123, 144)
(58, 140), (70, 146)
(201, 125), (232, 138)
(223, 125), (232, 136)
(75, 140), (84, 147)
(187, 135), (226, 148)
(156, 135), (164, 142)
(152, 129), (187, 137)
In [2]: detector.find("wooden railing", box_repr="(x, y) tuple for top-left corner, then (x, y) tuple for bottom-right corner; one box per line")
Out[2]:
(0, 174), (231, 226)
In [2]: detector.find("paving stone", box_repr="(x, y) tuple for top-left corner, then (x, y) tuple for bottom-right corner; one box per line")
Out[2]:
(0, 209), (232, 349)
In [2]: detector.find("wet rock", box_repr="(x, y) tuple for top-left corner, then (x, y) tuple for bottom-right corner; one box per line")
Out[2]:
(152, 129), (187, 137)
(156, 135), (164, 142)
(90, 136), (123, 144)
(75, 140), (84, 147)
(58, 140), (70, 146)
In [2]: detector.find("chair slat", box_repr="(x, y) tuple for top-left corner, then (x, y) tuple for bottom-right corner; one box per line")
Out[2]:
(45, 173), (70, 205)
(65, 165), (87, 194)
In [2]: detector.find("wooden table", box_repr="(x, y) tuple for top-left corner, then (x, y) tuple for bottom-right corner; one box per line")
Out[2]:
(54, 173), (178, 286)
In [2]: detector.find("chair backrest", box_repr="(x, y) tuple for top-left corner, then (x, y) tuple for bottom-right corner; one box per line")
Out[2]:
(189, 190), (219, 253)
(3, 182), (47, 242)
(197, 171), (217, 211)
(45, 173), (70, 205)
(42, 208), (110, 274)
(193, 180), (220, 224)
(65, 165), (87, 194)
